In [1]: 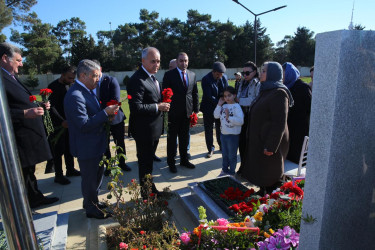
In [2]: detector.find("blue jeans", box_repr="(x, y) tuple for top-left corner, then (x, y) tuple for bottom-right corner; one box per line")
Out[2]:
(220, 134), (239, 175)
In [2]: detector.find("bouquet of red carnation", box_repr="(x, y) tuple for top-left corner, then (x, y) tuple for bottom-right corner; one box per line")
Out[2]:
(189, 113), (198, 127)
(29, 95), (37, 102)
(39, 88), (54, 136)
(162, 88), (173, 103)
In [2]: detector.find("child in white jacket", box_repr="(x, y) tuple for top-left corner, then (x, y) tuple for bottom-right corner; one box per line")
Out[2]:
(214, 86), (244, 175)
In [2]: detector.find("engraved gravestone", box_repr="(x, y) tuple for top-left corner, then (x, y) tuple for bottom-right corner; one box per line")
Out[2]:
(299, 30), (375, 249)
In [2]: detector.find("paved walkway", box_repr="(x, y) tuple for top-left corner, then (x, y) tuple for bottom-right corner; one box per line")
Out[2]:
(34, 125), (257, 249)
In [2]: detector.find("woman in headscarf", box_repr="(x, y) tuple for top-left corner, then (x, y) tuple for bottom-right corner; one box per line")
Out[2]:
(283, 62), (312, 163)
(242, 62), (294, 195)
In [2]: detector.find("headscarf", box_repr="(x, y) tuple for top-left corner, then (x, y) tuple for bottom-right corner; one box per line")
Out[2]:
(282, 62), (300, 89)
(260, 61), (294, 107)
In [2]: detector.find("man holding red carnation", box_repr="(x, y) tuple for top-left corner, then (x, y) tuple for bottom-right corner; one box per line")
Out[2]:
(0, 42), (59, 208)
(127, 47), (170, 197)
(64, 59), (119, 219)
(162, 52), (199, 173)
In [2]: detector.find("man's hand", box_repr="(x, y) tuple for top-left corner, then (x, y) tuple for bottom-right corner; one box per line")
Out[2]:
(62, 120), (68, 128)
(42, 101), (51, 110)
(105, 105), (119, 116)
(157, 102), (170, 112)
(24, 107), (44, 118)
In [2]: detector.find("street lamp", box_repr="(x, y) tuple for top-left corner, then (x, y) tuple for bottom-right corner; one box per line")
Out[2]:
(232, 0), (286, 65)
(109, 22), (115, 57)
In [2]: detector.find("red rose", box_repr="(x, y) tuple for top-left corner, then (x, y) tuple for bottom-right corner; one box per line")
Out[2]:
(127, 94), (132, 100)
(162, 88), (173, 103)
(29, 95), (37, 102)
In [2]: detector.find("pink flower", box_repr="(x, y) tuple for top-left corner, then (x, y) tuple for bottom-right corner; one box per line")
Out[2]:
(119, 242), (128, 249)
(216, 218), (229, 226)
(180, 232), (191, 244)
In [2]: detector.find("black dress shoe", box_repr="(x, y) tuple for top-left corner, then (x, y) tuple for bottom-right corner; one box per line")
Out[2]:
(66, 169), (81, 177)
(169, 164), (177, 173)
(30, 197), (59, 208)
(153, 155), (162, 162)
(187, 153), (192, 160)
(180, 161), (195, 169)
(97, 202), (108, 209)
(86, 211), (112, 219)
(54, 176), (71, 185)
(120, 163), (131, 172)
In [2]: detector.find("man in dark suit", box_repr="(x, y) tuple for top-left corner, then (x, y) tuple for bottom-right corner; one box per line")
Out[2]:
(93, 60), (131, 174)
(0, 42), (59, 208)
(163, 52), (198, 173)
(48, 65), (81, 185)
(64, 59), (119, 219)
(127, 47), (170, 195)
(200, 62), (229, 158)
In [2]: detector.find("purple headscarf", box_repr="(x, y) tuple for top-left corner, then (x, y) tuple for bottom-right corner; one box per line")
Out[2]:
(282, 62), (300, 89)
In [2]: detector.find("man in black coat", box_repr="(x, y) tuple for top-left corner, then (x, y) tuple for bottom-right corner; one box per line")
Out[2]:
(48, 65), (81, 185)
(0, 42), (59, 208)
(163, 52), (199, 173)
(127, 47), (170, 195)
(199, 62), (229, 158)
(93, 60), (131, 174)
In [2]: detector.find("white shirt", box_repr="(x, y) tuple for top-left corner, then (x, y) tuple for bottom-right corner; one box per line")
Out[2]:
(214, 103), (244, 135)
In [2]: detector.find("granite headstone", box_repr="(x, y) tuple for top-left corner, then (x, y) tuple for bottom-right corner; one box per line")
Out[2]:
(299, 30), (375, 249)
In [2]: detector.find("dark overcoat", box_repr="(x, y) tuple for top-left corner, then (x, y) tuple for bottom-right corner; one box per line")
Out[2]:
(242, 88), (289, 187)
(2, 68), (52, 167)
(286, 79), (312, 163)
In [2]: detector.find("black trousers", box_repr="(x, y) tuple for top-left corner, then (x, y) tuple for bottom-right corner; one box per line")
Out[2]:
(167, 115), (190, 165)
(50, 129), (75, 176)
(135, 138), (159, 187)
(203, 113), (221, 152)
(105, 121), (126, 167)
(22, 165), (44, 204)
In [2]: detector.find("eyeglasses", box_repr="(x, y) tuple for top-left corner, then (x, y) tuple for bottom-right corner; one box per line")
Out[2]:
(242, 71), (254, 76)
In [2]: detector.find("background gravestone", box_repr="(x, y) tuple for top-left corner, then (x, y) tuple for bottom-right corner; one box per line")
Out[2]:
(299, 30), (375, 249)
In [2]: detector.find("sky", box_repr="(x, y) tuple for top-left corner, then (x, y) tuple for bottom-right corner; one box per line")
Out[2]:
(3, 0), (374, 45)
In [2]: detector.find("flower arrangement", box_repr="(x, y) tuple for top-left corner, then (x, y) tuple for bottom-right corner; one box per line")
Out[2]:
(257, 226), (299, 250)
(179, 206), (260, 249)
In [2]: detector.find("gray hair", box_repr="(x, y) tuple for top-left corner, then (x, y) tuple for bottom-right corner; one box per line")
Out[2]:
(77, 59), (100, 76)
(142, 47), (160, 59)
(0, 42), (22, 60)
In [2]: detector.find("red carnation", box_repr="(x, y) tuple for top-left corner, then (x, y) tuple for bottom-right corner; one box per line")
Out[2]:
(127, 94), (132, 100)
(149, 193), (155, 197)
(29, 95), (37, 102)
(140, 230), (145, 235)
(106, 100), (121, 114)
(40, 88), (53, 96)
(162, 88), (173, 103)
(189, 113), (198, 127)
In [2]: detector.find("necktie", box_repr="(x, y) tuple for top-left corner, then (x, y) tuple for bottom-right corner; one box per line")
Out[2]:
(90, 90), (100, 107)
(151, 75), (160, 94)
(181, 71), (187, 89)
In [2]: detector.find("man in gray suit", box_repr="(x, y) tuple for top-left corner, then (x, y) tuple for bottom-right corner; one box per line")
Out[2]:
(64, 59), (118, 219)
